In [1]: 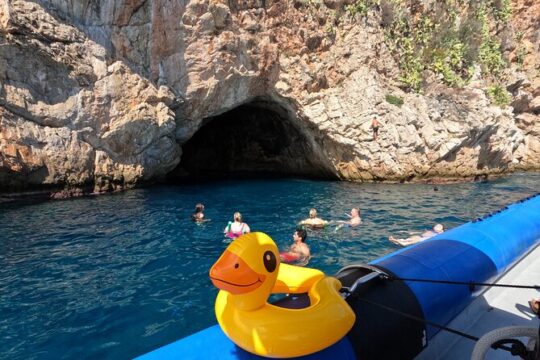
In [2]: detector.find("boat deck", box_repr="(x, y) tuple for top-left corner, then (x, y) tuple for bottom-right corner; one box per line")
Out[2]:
(417, 244), (540, 360)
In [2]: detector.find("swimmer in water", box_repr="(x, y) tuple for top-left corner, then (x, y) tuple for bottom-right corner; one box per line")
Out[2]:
(335, 208), (362, 230)
(280, 228), (310, 266)
(191, 203), (207, 222)
(224, 212), (250, 239)
(299, 208), (329, 229)
(389, 224), (444, 246)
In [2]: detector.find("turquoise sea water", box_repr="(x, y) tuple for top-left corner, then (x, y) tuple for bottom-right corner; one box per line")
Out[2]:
(1, 173), (539, 359)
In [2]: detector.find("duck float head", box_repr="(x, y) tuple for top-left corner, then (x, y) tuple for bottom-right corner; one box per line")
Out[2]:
(209, 232), (356, 358)
(210, 232), (279, 311)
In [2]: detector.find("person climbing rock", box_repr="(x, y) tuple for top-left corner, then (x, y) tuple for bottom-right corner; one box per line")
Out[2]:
(371, 117), (380, 140)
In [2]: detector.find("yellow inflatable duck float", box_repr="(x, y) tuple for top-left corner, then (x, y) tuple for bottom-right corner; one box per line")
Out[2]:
(209, 232), (355, 358)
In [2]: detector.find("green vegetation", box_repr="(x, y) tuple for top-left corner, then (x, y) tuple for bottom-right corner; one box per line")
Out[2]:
(430, 39), (473, 87)
(301, 0), (322, 7)
(492, 0), (512, 23)
(344, 0), (512, 92)
(304, 0), (516, 107)
(326, 10), (339, 36)
(515, 31), (527, 69)
(478, 37), (505, 76)
(325, 22), (336, 36)
(396, 36), (424, 91)
(385, 94), (404, 107)
(345, 0), (379, 18)
(486, 85), (511, 107)
(477, 3), (506, 76)
(516, 47), (527, 69)
(382, 3), (477, 90)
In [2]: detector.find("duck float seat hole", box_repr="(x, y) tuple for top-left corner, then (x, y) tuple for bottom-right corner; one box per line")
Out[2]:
(209, 232), (356, 358)
(270, 293), (311, 309)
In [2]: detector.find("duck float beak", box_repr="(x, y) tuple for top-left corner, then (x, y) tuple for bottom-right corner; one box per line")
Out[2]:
(210, 250), (266, 295)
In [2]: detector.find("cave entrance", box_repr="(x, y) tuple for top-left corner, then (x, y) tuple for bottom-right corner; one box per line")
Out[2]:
(176, 101), (336, 180)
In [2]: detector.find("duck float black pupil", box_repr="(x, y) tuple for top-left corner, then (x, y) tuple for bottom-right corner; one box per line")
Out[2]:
(263, 251), (276, 273)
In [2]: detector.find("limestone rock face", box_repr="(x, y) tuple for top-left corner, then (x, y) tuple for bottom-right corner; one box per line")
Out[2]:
(0, 0), (181, 194)
(504, 0), (540, 173)
(0, 0), (539, 195)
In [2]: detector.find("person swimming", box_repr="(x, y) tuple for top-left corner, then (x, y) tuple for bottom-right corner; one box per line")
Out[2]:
(299, 208), (329, 229)
(389, 224), (444, 246)
(224, 212), (250, 239)
(280, 228), (310, 266)
(335, 208), (362, 230)
(347, 208), (362, 227)
(191, 203), (206, 222)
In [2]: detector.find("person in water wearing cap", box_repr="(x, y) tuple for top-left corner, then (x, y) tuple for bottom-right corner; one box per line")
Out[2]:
(389, 224), (444, 246)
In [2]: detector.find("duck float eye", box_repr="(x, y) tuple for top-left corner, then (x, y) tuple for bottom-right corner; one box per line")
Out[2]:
(263, 251), (276, 273)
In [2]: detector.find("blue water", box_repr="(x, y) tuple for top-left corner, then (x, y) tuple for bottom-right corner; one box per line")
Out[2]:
(1, 173), (539, 359)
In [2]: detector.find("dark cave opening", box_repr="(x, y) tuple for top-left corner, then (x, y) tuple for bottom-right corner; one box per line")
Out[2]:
(174, 101), (336, 180)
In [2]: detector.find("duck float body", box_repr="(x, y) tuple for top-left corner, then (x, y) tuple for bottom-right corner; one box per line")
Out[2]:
(209, 232), (356, 358)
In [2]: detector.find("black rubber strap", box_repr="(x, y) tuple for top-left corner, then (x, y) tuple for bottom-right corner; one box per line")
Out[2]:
(383, 274), (540, 290)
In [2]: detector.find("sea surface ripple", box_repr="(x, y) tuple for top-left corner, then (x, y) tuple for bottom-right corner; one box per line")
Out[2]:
(1, 172), (539, 359)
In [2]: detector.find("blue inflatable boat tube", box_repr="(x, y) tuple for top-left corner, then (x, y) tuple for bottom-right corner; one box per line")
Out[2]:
(374, 193), (540, 337)
(137, 194), (540, 360)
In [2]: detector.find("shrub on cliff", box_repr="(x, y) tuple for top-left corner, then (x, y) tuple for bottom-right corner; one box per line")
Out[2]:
(345, 0), (378, 18)
(385, 94), (404, 107)
(486, 85), (511, 107)
(346, 0), (513, 92)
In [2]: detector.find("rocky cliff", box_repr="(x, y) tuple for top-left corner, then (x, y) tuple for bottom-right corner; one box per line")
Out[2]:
(0, 0), (538, 196)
